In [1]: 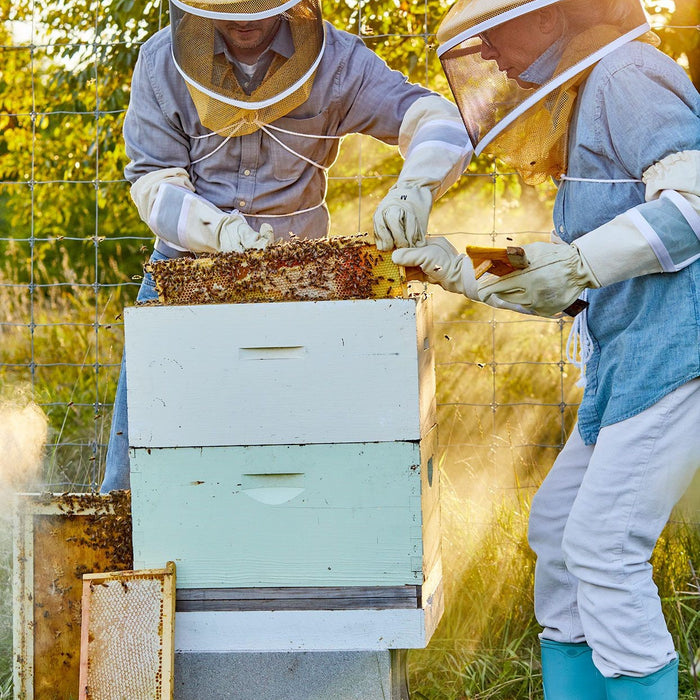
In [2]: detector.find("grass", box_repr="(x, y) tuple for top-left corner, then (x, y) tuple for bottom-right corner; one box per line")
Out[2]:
(0, 250), (129, 490)
(0, 525), (12, 700)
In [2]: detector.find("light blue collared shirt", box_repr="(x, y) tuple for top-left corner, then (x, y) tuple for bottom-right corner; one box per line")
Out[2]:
(553, 41), (700, 443)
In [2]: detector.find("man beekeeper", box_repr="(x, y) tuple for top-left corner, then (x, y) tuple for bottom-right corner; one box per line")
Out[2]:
(101, 0), (473, 492)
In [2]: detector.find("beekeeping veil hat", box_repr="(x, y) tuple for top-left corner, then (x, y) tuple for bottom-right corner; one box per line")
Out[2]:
(169, 0), (325, 136)
(437, 0), (656, 184)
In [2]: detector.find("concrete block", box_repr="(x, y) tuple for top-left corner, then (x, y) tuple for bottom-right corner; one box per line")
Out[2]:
(174, 650), (409, 700)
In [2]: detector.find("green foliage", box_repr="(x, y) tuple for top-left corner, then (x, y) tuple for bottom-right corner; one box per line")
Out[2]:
(0, 0), (697, 288)
(408, 473), (700, 699)
(646, 0), (700, 88)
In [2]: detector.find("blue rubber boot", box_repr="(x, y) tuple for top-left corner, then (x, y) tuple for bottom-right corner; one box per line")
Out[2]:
(540, 639), (606, 700)
(604, 658), (678, 699)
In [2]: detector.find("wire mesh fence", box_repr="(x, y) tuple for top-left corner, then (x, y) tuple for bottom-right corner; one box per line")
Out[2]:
(0, 0), (697, 529)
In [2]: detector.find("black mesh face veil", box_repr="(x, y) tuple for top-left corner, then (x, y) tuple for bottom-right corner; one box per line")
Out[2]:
(170, 0), (325, 135)
(436, 0), (650, 181)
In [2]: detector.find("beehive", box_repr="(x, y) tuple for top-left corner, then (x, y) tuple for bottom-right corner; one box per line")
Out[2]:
(131, 429), (439, 589)
(125, 298), (435, 447)
(146, 236), (408, 306)
(125, 297), (444, 651)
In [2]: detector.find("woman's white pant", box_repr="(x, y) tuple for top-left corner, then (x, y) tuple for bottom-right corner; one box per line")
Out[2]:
(528, 378), (700, 678)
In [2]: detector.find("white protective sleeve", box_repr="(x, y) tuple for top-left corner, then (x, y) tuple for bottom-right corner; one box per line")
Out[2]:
(130, 168), (273, 254)
(130, 167), (194, 249)
(574, 150), (700, 286)
(397, 95), (474, 200)
(372, 95), (474, 250)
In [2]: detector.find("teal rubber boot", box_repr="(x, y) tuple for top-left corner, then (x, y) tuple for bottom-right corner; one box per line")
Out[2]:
(540, 639), (606, 700)
(604, 658), (678, 699)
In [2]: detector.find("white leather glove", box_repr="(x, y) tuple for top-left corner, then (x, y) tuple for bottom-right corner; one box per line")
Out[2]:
(392, 237), (527, 312)
(373, 96), (472, 251)
(478, 150), (700, 316)
(131, 169), (273, 254)
(392, 237), (477, 296)
(177, 192), (274, 254)
(374, 185), (433, 251)
(477, 242), (599, 317)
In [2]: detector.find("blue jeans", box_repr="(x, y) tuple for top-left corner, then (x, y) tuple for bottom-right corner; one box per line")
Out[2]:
(100, 251), (167, 492)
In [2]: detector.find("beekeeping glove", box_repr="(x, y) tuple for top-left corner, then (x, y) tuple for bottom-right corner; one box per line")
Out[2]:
(392, 237), (526, 312)
(477, 219), (665, 317)
(131, 168), (273, 254)
(373, 96), (472, 251)
(476, 241), (597, 317)
(478, 149), (700, 317)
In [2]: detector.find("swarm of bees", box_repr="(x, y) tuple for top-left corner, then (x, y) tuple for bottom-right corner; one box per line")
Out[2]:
(146, 235), (409, 306)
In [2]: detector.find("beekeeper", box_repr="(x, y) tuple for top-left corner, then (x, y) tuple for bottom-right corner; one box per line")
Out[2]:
(394, 0), (700, 697)
(100, 0), (473, 492)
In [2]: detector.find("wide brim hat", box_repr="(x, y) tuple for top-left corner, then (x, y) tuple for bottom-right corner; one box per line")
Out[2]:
(437, 0), (561, 50)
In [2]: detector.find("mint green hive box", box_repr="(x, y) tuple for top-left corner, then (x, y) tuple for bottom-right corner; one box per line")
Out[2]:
(125, 297), (443, 652)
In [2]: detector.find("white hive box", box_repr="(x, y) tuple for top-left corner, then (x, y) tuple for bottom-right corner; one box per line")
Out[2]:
(124, 298), (435, 447)
(125, 296), (442, 650)
(130, 429), (439, 588)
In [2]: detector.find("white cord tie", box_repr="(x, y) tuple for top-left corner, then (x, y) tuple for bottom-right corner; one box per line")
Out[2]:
(559, 175), (642, 183)
(188, 120), (337, 215)
(244, 200), (326, 218)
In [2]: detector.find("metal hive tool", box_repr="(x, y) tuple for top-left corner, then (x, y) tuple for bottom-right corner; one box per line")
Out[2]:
(145, 235), (408, 306)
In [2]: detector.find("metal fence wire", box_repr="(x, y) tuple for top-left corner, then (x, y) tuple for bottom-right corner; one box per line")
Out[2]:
(0, 0), (698, 523)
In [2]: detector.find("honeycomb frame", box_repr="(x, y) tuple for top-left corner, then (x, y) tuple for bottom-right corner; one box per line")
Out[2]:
(146, 236), (409, 306)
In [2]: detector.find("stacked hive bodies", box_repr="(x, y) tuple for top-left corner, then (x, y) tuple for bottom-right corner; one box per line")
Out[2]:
(125, 235), (442, 697)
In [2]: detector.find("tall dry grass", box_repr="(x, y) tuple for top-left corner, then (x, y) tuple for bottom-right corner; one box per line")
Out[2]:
(407, 295), (700, 699)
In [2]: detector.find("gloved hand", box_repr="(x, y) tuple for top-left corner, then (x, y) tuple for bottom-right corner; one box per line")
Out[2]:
(477, 241), (600, 317)
(211, 212), (274, 254)
(373, 96), (472, 251)
(477, 189), (677, 317)
(391, 236), (478, 296)
(132, 171), (274, 254)
(170, 190), (274, 254)
(374, 185), (433, 250)
(393, 237), (530, 313)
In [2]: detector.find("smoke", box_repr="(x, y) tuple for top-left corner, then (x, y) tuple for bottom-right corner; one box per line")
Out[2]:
(0, 386), (48, 499)
(0, 387), (48, 670)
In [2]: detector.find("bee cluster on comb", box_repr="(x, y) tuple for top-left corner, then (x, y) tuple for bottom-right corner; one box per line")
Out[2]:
(145, 235), (408, 306)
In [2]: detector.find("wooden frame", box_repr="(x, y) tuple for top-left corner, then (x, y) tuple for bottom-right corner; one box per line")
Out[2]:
(173, 561), (443, 652)
(12, 492), (132, 700)
(78, 563), (176, 700)
(176, 585), (421, 612)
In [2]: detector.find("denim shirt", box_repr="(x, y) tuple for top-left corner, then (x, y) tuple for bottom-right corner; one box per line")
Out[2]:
(123, 22), (442, 240)
(553, 41), (700, 444)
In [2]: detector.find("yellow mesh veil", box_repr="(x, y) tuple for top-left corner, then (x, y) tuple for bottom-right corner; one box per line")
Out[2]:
(170, 0), (324, 136)
(437, 0), (658, 184)
(489, 26), (659, 184)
